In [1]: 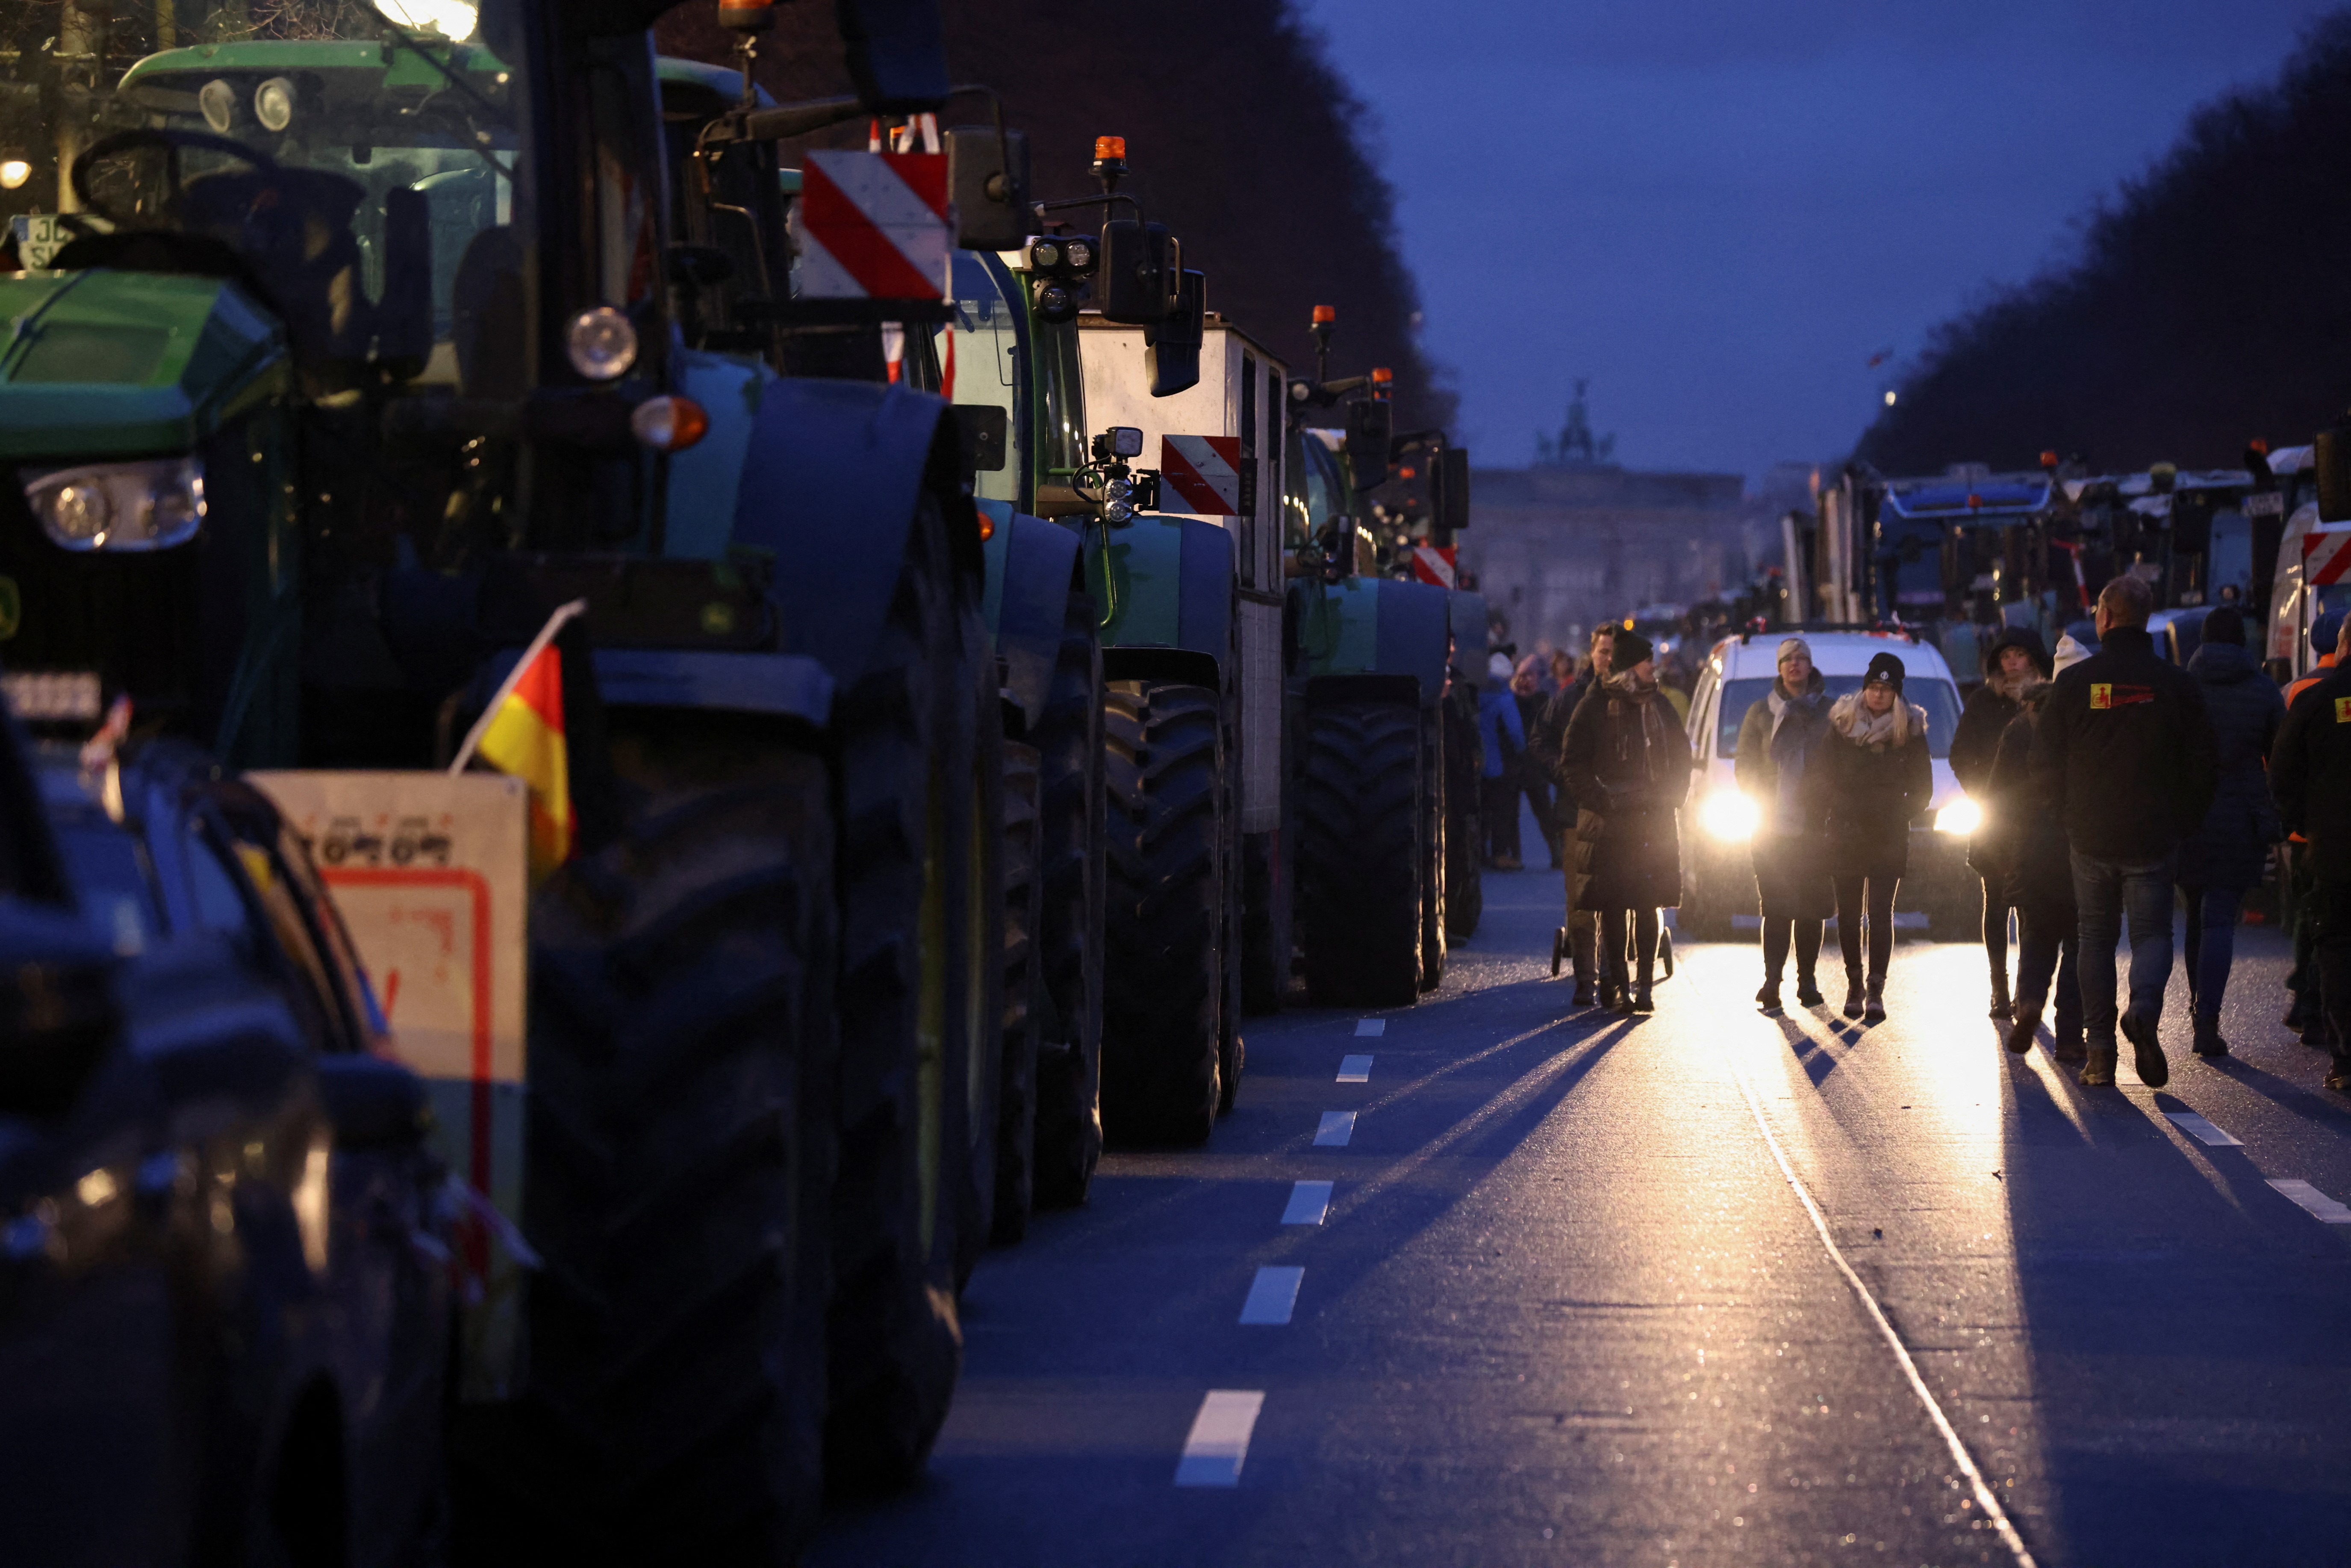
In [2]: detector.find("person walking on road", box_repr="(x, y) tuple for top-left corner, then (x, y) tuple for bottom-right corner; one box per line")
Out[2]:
(2032, 575), (2218, 1089)
(2283, 607), (2344, 1046)
(1812, 651), (1932, 1023)
(1480, 651), (1528, 870)
(2273, 610), (2351, 1093)
(2174, 605), (2284, 1057)
(1533, 622), (1618, 1003)
(1986, 671), (2084, 1058)
(1733, 637), (1833, 1012)
(1561, 628), (1690, 1015)
(1512, 654), (1561, 869)
(1950, 626), (2052, 1020)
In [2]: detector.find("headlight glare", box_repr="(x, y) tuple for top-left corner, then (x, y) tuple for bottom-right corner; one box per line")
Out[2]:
(1935, 794), (1984, 834)
(26, 457), (205, 551)
(565, 306), (639, 381)
(1700, 790), (1759, 841)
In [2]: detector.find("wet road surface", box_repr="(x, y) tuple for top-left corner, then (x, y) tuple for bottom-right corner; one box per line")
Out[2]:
(813, 857), (2351, 1568)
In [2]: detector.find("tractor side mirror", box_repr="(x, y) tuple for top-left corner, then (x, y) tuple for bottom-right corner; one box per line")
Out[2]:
(1345, 399), (1393, 489)
(1096, 426), (1145, 460)
(1146, 268), (1205, 398)
(2319, 424), (2351, 523)
(1097, 219), (1178, 324)
(953, 404), (1008, 472)
(837, 0), (952, 112)
(1430, 447), (1471, 536)
(948, 125), (1031, 251)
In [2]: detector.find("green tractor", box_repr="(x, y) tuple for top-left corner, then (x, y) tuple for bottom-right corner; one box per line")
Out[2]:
(0, 0), (1004, 1558)
(1282, 309), (1473, 1005)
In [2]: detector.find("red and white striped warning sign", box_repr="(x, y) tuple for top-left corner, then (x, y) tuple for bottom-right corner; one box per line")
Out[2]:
(798, 150), (950, 300)
(1160, 435), (1244, 516)
(2306, 522), (2351, 586)
(1411, 544), (1457, 588)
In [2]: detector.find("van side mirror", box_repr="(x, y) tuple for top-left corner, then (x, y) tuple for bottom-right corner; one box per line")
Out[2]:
(1430, 447), (1471, 535)
(948, 125), (1031, 251)
(1146, 268), (1205, 398)
(1097, 219), (1178, 324)
(953, 405), (1008, 473)
(837, 0), (952, 113)
(1345, 399), (1393, 489)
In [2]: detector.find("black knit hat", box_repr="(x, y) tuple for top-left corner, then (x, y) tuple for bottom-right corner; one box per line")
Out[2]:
(2202, 605), (2245, 645)
(1864, 650), (1906, 692)
(1613, 628), (1654, 668)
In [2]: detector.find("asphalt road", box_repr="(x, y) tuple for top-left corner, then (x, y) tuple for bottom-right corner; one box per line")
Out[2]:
(812, 852), (2351, 1568)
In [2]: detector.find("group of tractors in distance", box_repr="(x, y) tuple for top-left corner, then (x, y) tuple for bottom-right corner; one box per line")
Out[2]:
(0, 0), (1482, 1561)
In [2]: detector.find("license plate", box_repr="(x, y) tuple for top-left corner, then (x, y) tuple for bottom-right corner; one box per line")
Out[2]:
(0, 670), (101, 722)
(2245, 492), (2285, 517)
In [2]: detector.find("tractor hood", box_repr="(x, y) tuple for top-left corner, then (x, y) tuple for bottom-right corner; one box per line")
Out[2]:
(0, 270), (288, 462)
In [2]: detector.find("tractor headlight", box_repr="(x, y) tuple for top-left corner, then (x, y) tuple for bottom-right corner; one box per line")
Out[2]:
(1934, 794), (1983, 835)
(25, 457), (205, 551)
(565, 307), (639, 381)
(1700, 790), (1759, 841)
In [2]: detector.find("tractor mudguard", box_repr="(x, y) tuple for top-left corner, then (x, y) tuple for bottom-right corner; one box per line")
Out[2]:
(981, 504), (1081, 730)
(1086, 513), (1234, 679)
(660, 345), (773, 561)
(1289, 576), (1450, 706)
(732, 377), (969, 690)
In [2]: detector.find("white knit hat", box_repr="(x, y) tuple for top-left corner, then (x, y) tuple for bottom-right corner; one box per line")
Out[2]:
(2052, 633), (2092, 674)
(1777, 636), (1812, 666)
(1487, 651), (1514, 681)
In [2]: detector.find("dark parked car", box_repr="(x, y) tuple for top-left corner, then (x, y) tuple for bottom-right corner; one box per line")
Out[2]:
(0, 727), (454, 1567)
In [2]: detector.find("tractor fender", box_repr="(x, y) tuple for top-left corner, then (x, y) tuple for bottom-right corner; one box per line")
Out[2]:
(732, 377), (973, 689)
(1086, 514), (1234, 668)
(1449, 589), (1491, 667)
(1288, 576), (1451, 706)
(981, 504), (1082, 729)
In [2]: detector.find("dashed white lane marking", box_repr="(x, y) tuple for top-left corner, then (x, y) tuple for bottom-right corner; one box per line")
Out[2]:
(2164, 1111), (2244, 1147)
(1337, 1054), (1373, 1083)
(2269, 1179), (2351, 1224)
(1282, 1180), (1333, 1225)
(1313, 1111), (1356, 1147)
(1354, 1017), (1385, 1036)
(1239, 1265), (1304, 1325)
(1174, 1390), (1265, 1487)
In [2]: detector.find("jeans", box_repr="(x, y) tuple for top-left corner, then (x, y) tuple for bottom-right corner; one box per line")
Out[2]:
(2179, 884), (2242, 1020)
(2072, 850), (2176, 1046)
(1833, 872), (1898, 981)
(1483, 775), (1519, 861)
(2320, 878), (2351, 1068)
(2014, 899), (2081, 1041)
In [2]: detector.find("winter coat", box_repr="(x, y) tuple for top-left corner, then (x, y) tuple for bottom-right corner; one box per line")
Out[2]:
(2272, 663), (2351, 880)
(1529, 668), (1598, 812)
(1478, 687), (1525, 780)
(2032, 624), (2219, 864)
(1809, 695), (1933, 878)
(1983, 686), (2073, 913)
(1732, 672), (1833, 918)
(1950, 629), (2050, 875)
(1561, 676), (1691, 911)
(2175, 640), (2285, 891)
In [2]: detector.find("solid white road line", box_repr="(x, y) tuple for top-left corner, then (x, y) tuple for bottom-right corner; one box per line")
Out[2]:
(1174, 1390), (1266, 1487)
(1239, 1265), (1305, 1325)
(2269, 1179), (2351, 1224)
(1282, 1179), (1334, 1225)
(1716, 1040), (2039, 1568)
(2164, 1111), (2244, 1147)
(1337, 1054), (1373, 1083)
(1314, 1111), (1356, 1147)
(1355, 1017), (1385, 1036)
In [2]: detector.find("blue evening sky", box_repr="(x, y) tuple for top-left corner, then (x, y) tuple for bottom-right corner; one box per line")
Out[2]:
(1297, 0), (2341, 484)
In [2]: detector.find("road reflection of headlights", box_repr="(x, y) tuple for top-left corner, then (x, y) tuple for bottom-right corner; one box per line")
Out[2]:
(1935, 794), (1984, 834)
(1700, 790), (1758, 841)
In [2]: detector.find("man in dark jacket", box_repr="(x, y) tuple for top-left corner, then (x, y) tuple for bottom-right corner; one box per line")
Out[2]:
(1733, 637), (1832, 1010)
(1560, 627), (1690, 1014)
(1989, 679), (2082, 1058)
(2033, 575), (2219, 1089)
(1531, 622), (1617, 1002)
(2272, 612), (2351, 1093)
(1950, 626), (2050, 1020)
(2174, 606), (2283, 1057)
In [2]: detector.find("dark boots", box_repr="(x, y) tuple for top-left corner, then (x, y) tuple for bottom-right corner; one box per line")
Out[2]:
(1571, 923), (1597, 1008)
(1988, 963), (2012, 1021)
(1862, 973), (1886, 1024)
(2005, 1009), (2038, 1055)
(1794, 964), (1824, 1008)
(2191, 1012), (2229, 1058)
(1841, 967), (1865, 1020)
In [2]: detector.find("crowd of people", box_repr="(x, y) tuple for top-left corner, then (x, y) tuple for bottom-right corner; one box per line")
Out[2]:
(1474, 577), (2351, 1093)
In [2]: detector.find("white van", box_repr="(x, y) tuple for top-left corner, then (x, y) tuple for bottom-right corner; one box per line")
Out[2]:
(1678, 628), (1977, 940)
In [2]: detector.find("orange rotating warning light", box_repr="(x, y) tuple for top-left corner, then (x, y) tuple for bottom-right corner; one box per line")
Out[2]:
(1094, 136), (1126, 162)
(1311, 305), (1336, 324)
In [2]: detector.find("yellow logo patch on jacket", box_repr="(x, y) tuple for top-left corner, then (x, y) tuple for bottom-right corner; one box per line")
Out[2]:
(2336, 695), (2351, 724)
(2090, 684), (2111, 710)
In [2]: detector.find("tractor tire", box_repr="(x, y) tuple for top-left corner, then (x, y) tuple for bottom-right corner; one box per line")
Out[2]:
(516, 719), (838, 1567)
(944, 598), (1005, 1295)
(1297, 699), (1422, 1010)
(1419, 711), (1447, 992)
(1099, 679), (1225, 1146)
(822, 492), (966, 1492)
(1031, 592), (1105, 1208)
(1217, 695), (1245, 1116)
(1443, 698), (1483, 941)
(991, 739), (1042, 1244)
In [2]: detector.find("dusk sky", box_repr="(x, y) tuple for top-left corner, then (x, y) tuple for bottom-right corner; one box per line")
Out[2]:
(1297, 0), (2343, 485)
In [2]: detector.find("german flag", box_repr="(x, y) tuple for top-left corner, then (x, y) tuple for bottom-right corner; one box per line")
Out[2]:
(450, 599), (589, 878)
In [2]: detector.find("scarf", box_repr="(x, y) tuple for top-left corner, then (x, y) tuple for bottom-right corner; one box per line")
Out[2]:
(1600, 669), (1670, 793)
(1983, 667), (2034, 703)
(1829, 691), (1922, 751)
(1765, 678), (1821, 834)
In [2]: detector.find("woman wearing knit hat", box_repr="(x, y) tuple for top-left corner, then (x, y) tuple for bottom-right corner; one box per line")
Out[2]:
(1559, 627), (1691, 1014)
(1950, 627), (2051, 1021)
(1810, 650), (1933, 1022)
(1732, 636), (1833, 1010)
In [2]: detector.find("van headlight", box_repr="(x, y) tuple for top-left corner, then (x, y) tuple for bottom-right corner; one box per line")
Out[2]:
(25, 457), (205, 551)
(1934, 794), (1983, 834)
(1700, 790), (1759, 841)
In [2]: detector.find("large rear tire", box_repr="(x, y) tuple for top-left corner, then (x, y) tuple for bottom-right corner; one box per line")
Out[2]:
(518, 718), (837, 1566)
(1419, 710), (1447, 991)
(991, 739), (1042, 1243)
(1297, 699), (1422, 1009)
(1031, 592), (1105, 1208)
(945, 601), (1005, 1294)
(1443, 692), (1483, 940)
(1099, 679), (1224, 1146)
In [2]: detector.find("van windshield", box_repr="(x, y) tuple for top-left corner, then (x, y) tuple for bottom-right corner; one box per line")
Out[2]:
(1715, 675), (1962, 760)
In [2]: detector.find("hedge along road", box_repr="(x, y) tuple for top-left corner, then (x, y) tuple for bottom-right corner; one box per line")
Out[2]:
(810, 861), (2351, 1568)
